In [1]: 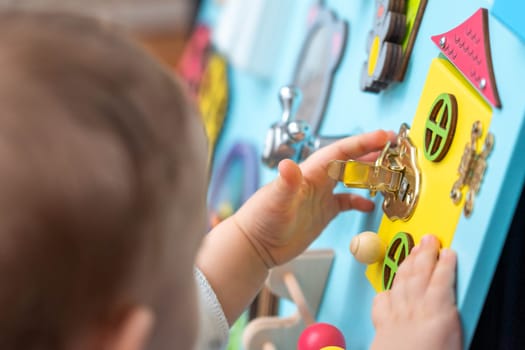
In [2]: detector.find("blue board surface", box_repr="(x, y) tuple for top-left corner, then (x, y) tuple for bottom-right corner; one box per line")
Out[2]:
(492, 0), (525, 43)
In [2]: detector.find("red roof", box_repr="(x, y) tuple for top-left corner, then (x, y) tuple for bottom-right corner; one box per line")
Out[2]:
(431, 8), (501, 108)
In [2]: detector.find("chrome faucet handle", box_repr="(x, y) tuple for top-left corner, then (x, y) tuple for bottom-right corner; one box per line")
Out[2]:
(262, 86), (314, 168)
(279, 86), (302, 123)
(262, 86), (350, 168)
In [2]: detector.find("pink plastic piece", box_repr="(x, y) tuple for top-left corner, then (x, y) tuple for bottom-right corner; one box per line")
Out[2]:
(177, 25), (212, 98)
(431, 8), (501, 108)
(297, 323), (346, 350)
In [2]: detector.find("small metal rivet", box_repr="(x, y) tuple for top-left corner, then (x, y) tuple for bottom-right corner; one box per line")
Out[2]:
(479, 78), (487, 90)
(405, 192), (412, 204)
(472, 121), (482, 136)
(439, 37), (447, 48)
(450, 189), (461, 203)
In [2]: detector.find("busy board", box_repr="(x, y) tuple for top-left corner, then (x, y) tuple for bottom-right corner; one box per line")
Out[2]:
(193, 0), (525, 348)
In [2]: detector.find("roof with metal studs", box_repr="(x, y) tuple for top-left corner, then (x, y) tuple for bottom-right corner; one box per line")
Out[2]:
(431, 8), (501, 108)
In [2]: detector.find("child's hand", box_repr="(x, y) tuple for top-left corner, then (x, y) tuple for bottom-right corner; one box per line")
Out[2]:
(232, 129), (394, 268)
(370, 235), (462, 350)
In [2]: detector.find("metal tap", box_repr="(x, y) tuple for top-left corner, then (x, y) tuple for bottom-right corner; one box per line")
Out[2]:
(262, 86), (344, 168)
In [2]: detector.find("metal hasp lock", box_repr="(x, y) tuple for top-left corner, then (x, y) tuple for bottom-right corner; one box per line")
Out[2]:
(262, 86), (344, 168)
(327, 124), (421, 221)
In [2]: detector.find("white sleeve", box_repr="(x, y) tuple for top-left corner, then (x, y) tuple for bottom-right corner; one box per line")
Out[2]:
(194, 267), (230, 350)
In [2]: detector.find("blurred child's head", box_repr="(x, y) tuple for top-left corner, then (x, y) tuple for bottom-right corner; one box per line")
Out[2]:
(0, 11), (207, 350)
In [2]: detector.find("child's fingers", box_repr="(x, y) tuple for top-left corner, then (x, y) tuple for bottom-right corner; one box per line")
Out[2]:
(426, 248), (458, 307)
(389, 246), (415, 314)
(302, 130), (395, 174)
(372, 290), (392, 328)
(404, 235), (441, 298)
(332, 130), (396, 160)
(356, 150), (382, 163)
(334, 193), (375, 212)
(274, 159), (303, 196)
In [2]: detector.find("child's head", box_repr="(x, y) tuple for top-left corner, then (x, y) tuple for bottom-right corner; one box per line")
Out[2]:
(0, 11), (207, 349)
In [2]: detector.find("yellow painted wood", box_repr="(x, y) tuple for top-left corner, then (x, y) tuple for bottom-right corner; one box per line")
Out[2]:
(366, 57), (493, 291)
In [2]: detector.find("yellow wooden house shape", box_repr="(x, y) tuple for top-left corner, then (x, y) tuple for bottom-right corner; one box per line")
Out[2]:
(366, 8), (501, 291)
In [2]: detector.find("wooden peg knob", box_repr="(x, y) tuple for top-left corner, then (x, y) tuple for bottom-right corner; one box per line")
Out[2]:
(350, 231), (385, 264)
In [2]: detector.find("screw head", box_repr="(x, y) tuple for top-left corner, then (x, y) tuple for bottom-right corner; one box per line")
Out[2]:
(439, 37), (447, 47)
(287, 121), (308, 141)
(450, 188), (462, 203)
(472, 121), (482, 137)
(479, 78), (487, 90)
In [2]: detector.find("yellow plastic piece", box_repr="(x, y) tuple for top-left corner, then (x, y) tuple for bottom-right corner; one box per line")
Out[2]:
(320, 347), (345, 350)
(402, 0), (425, 51)
(217, 201), (234, 219)
(198, 53), (229, 165)
(365, 57), (493, 291)
(368, 36), (381, 76)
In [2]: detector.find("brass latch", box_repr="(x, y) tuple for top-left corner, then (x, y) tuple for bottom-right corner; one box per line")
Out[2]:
(327, 124), (421, 221)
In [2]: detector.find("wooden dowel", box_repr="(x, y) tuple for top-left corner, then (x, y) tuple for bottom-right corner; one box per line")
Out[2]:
(283, 272), (315, 326)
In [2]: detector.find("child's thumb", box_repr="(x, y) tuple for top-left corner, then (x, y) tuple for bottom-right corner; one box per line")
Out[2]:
(274, 159), (303, 199)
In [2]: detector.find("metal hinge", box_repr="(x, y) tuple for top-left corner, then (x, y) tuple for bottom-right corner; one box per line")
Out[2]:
(450, 121), (494, 217)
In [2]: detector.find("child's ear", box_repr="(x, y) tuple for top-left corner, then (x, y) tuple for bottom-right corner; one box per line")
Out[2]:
(110, 306), (154, 350)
